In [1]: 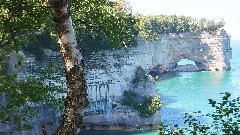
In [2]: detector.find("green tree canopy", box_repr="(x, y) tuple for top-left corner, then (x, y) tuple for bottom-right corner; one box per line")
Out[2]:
(135, 14), (225, 41)
(0, 0), (137, 132)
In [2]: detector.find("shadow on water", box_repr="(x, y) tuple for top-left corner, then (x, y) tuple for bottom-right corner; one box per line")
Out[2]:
(159, 72), (181, 81)
(149, 71), (181, 81)
(150, 70), (207, 82)
(159, 95), (188, 127)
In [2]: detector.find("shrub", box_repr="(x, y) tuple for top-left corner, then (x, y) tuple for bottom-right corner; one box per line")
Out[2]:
(131, 66), (148, 85)
(122, 90), (163, 117)
(154, 75), (160, 81)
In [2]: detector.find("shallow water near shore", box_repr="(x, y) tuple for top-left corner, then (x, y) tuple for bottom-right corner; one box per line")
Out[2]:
(82, 41), (240, 135)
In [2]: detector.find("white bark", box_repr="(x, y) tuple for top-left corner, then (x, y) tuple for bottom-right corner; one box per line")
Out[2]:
(57, 11), (82, 71)
(48, 0), (88, 134)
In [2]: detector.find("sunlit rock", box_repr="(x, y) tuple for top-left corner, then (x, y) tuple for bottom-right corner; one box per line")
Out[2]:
(83, 30), (231, 129)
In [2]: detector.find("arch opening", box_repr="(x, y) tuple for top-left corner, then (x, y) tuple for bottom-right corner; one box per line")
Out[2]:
(177, 59), (196, 66)
(174, 59), (205, 72)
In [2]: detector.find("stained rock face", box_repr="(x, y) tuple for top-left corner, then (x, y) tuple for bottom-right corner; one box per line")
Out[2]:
(83, 30), (231, 129)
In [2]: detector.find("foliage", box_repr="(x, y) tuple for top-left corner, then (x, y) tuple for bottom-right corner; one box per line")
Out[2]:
(0, 62), (65, 130)
(72, 0), (137, 50)
(20, 0), (137, 57)
(135, 14), (225, 41)
(0, 0), (137, 132)
(158, 92), (240, 135)
(22, 30), (59, 61)
(0, 0), (138, 65)
(0, 0), (51, 58)
(0, 0), (57, 129)
(154, 75), (160, 81)
(132, 66), (148, 85)
(121, 90), (163, 117)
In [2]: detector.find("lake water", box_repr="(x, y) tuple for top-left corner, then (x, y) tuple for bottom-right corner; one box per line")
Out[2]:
(81, 40), (240, 135)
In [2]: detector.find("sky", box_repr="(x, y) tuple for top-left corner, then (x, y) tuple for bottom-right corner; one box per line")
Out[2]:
(128, 0), (240, 40)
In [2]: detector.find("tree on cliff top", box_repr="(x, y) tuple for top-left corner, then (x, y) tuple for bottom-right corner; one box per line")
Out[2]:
(135, 14), (225, 41)
(0, 0), (135, 134)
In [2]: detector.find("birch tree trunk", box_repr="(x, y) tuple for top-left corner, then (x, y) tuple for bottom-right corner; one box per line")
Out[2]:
(48, 0), (88, 134)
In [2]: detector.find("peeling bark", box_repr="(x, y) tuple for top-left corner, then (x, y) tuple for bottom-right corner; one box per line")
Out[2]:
(48, 0), (88, 134)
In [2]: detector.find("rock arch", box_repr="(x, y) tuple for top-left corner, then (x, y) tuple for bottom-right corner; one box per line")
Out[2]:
(137, 30), (232, 73)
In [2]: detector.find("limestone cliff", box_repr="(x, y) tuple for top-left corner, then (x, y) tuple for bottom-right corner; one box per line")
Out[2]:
(83, 30), (231, 129)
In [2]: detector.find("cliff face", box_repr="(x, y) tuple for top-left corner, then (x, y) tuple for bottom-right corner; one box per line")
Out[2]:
(83, 30), (231, 129)
(0, 30), (231, 134)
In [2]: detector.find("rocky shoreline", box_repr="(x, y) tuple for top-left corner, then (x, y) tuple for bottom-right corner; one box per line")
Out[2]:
(81, 124), (158, 131)
(171, 64), (205, 72)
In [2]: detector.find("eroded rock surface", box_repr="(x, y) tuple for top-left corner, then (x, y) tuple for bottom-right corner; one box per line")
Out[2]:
(83, 30), (231, 129)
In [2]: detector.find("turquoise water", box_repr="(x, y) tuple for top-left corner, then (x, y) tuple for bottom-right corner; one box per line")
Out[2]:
(160, 40), (240, 128)
(177, 59), (196, 65)
(81, 40), (240, 135)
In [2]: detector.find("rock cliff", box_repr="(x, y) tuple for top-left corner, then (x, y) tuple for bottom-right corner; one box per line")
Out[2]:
(83, 30), (231, 129)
